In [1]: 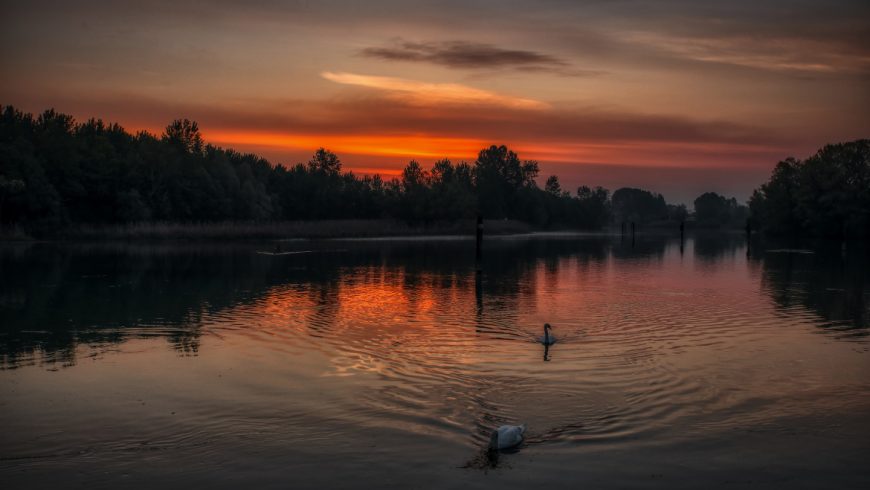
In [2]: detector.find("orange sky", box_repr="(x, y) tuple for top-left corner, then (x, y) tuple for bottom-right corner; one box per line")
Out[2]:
(2, 0), (868, 202)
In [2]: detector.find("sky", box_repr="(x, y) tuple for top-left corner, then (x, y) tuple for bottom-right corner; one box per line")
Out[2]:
(2, 0), (869, 204)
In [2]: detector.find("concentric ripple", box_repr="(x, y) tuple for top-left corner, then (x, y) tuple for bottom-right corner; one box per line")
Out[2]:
(1, 236), (868, 488)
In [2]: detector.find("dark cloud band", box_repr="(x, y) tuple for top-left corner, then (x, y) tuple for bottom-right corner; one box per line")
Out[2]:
(359, 40), (599, 76)
(362, 40), (566, 68)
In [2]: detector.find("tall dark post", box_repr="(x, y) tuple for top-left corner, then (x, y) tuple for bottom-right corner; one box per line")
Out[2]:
(679, 220), (685, 256)
(631, 221), (636, 247)
(475, 215), (483, 270)
(745, 218), (752, 257)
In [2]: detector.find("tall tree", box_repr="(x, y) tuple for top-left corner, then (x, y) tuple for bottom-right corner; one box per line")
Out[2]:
(611, 187), (668, 224)
(750, 140), (869, 237)
(474, 145), (539, 218)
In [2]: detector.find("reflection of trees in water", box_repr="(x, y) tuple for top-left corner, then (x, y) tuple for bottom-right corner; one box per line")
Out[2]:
(476, 238), (611, 328)
(692, 232), (746, 262)
(759, 241), (869, 333)
(0, 243), (279, 367)
(1, 235), (664, 368)
(610, 235), (668, 262)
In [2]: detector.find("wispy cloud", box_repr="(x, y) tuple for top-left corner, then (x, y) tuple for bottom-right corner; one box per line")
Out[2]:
(27, 90), (801, 202)
(359, 40), (598, 77)
(361, 40), (564, 68)
(47, 90), (793, 157)
(624, 31), (870, 74)
(321, 71), (549, 109)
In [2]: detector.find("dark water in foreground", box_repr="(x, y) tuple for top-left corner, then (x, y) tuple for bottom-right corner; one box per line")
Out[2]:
(1, 234), (869, 489)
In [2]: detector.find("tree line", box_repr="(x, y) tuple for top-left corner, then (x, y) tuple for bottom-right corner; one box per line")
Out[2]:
(4, 105), (860, 237)
(749, 139), (869, 238)
(0, 106), (618, 234)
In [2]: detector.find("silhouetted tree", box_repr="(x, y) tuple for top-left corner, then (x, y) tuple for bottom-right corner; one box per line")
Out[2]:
(163, 119), (204, 155)
(544, 175), (563, 196)
(611, 187), (668, 225)
(750, 140), (869, 237)
(429, 159), (475, 221)
(667, 203), (688, 222)
(0, 105), (619, 235)
(474, 145), (539, 219)
(308, 147), (342, 176)
(577, 186), (611, 228)
(694, 192), (743, 227)
(0, 176), (25, 223)
(398, 160), (431, 221)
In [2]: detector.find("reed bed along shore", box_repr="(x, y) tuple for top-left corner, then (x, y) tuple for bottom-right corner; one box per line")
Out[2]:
(6, 219), (533, 241)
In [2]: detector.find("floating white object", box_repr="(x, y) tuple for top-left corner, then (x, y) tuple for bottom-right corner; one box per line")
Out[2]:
(490, 424), (526, 450)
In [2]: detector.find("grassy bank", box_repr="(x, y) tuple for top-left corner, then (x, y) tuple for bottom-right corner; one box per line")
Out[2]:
(17, 219), (534, 241)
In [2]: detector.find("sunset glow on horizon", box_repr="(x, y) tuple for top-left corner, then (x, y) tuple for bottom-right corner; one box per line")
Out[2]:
(2, 0), (868, 202)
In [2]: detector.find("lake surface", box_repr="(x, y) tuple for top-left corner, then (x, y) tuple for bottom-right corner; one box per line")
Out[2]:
(1, 234), (869, 489)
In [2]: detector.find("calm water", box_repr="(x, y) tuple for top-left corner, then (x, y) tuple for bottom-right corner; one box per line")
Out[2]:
(1, 234), (869, 489)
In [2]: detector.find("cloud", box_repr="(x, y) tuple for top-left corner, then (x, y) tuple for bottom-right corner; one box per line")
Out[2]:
(27, 90), (803, 159)
(360, 40), (527, 66)
(359, 40), (599, 77)
(361, 41), (565, 68)
(9, 90), (810, 203)
(624, 31), (870, 74)
(320, 71), (549, 109)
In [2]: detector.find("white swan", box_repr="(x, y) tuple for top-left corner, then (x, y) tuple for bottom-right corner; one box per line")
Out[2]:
(489, 424), (526, 451)
(538, 323), (557, 345)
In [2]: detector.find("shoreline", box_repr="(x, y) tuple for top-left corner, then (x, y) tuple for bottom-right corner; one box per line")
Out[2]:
(0, 219), (755, 243)
(1, 219), (533, 242)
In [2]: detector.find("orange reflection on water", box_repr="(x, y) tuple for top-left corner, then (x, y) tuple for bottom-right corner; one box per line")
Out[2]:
(241, 266), (493, 378)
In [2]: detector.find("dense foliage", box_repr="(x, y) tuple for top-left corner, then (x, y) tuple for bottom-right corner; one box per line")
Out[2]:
(749, 140), (870, 237)
(5, 105), (806, 237)
(0, 106), (621, 234)
(693, 192), (749, 228)
(611, 187), (668, 224)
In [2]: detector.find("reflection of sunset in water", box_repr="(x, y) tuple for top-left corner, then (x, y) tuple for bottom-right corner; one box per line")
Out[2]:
(1, 236), (868, 488)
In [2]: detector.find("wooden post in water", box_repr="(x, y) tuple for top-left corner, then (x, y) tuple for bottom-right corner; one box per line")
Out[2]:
(679, 220), (685, 255)
(475, 215), (483, 271)
(745, 218), (752, 257)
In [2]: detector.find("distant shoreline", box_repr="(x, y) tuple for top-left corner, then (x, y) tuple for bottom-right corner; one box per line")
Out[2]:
(0, 219), (531, 242)
(0, 218), (749, 242)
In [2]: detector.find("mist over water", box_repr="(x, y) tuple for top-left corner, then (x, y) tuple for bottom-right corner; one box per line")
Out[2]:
(1, 235), (868, 489)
